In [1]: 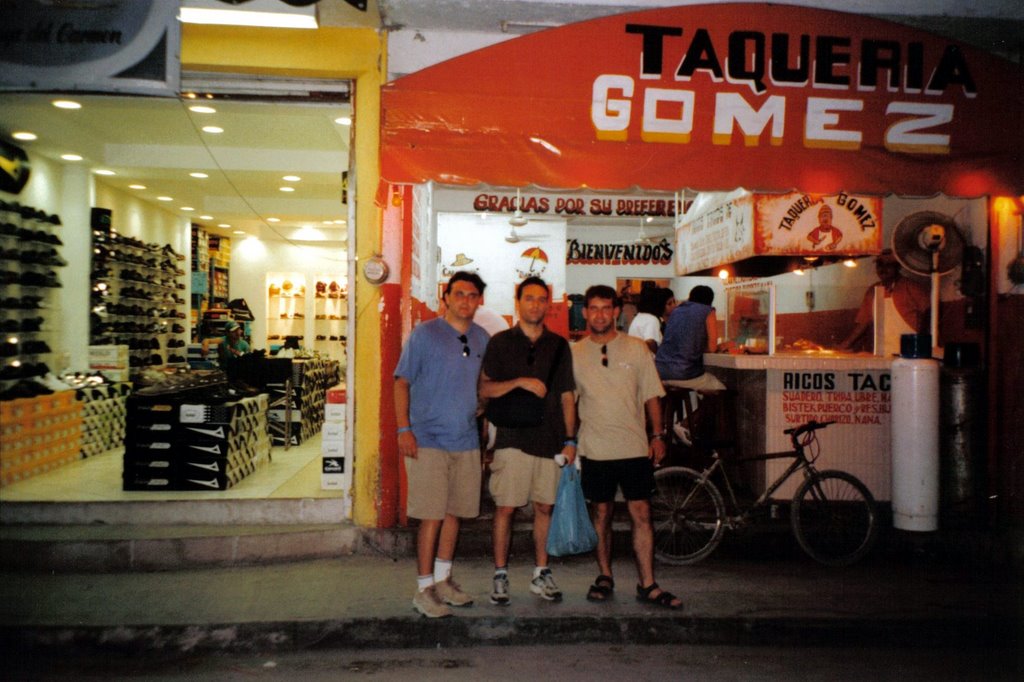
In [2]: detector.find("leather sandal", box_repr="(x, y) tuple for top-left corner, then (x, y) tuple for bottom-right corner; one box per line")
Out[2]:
(586, 575), (615, 602)
(636, 582), (683, 610)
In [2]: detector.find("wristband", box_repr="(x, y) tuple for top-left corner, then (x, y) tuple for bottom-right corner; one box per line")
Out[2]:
(397, 426), (412, 434)
(649, 432), (665, 440)
(563, 438), (577, 447)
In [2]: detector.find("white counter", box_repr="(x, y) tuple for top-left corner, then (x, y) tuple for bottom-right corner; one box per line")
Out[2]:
(705, 351), (892, 371)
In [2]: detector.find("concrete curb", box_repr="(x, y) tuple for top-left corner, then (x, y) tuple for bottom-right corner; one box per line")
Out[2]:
(1, 614), (1014, 654)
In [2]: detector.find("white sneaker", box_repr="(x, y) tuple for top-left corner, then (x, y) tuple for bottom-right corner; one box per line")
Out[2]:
(434, 577), (474, 607)
(530, 569), (562, 601)
(412, 585), (452, 618)
(490, 573), (510, 606)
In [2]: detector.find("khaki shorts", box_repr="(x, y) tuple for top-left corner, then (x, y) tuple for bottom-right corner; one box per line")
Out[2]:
(489, 447), (559, 508)
(663, 371), (726, 393)
(405, 447), (482, 520)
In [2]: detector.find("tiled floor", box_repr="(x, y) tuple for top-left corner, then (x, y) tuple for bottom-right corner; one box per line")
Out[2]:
(0, 432), (344, 502)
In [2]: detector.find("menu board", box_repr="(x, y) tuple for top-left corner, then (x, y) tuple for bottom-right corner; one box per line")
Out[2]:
(674, 190), (755, 275)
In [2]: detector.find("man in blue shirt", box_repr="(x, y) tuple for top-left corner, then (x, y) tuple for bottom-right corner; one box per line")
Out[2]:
(394, 271), (489, 618)
(656, 285), (725, 392)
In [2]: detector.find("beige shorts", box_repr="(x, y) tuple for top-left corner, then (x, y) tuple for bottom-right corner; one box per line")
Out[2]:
(405, 447), (482, 521)
(489, 447), (559, 508)
(663, 371), (726, 393)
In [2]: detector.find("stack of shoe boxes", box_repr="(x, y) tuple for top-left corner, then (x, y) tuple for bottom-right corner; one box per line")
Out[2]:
(321, 385), (347, 494)
(1, 391), (83, 486)
(88, 344), (130, 382)
(267, 357), (330, 446)
(77, 382), (131, 458)
(123, 392), (270, 491)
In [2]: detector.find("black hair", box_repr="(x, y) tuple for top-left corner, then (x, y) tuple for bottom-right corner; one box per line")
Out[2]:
(444, 271), (486, 296)
(516, 276), (548, 300)
(584, 284), (619, 307)
(688, 285), (714, 306)
(638, 287), (674, 316)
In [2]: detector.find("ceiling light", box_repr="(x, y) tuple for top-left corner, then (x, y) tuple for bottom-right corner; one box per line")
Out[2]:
(189, 172), (209, 178)
(181, 206), (195, 212)
(189, 105), (216, 114)
(843, 259), (858, 268)
(200, 215), (213, 220)
(218, 223), (230, 228)
(129, 184), (146, 190)
(94, 169), (116, 176)
(232, 230), (246, 235)
(282, 175), (301, 182)
(202, 126), (223, 134)
(279, 186), (295, 192)
(12, 131), (37, 141)
(178, 1), (318, 29)
(61, 153), (82, 161)
(266, 217), (280, 223)
(157, 196), (173, 202)
(52, 99), (81, 110)
(334, 116), (352, 125)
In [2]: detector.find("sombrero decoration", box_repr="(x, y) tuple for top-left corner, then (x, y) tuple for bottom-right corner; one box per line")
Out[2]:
(450, 253), (474, 266)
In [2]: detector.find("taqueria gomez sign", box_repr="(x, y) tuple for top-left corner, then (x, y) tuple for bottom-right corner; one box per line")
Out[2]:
(380, 4), (1023, 197)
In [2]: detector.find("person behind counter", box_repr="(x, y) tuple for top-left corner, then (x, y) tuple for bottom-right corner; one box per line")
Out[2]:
(840, 249), (930, 355)
(201, 320), (250, 365)
(628, 287), (676, 353)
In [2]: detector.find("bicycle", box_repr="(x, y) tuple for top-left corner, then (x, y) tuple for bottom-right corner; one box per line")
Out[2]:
(651, 419), (880, 567)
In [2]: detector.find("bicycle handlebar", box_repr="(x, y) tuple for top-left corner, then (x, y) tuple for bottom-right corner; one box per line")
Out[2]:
(783, 419), (836, 438)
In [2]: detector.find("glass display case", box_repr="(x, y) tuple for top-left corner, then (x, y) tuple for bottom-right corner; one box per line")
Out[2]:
(723, 280), (775, 354)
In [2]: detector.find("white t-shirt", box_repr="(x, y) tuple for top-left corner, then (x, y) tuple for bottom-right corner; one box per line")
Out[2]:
(627, 312), (662, 346)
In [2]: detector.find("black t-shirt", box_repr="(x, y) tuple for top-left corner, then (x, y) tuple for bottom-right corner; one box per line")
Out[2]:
(482, 326), (575, 457)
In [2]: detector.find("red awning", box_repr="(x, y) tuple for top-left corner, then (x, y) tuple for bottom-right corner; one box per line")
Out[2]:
(381, 3), (1023, 198)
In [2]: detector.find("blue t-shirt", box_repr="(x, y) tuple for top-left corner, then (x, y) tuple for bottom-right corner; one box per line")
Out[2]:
(656, 301), (712, 380)
(394, 317), (489, 451)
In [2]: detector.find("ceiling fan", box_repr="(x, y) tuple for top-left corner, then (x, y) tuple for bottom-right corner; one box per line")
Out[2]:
(607, 217), (673, 245)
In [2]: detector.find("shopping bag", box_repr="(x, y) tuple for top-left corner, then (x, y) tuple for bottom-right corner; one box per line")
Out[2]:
(546, 463), (598, 557)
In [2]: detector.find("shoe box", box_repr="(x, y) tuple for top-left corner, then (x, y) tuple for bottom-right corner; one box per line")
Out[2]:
(266, 357), (332, 446)
(1, 391), (83, 487)
(123, 393), (270, 491)
(321, 384), (348, 493)
(76, 381), (130, 458)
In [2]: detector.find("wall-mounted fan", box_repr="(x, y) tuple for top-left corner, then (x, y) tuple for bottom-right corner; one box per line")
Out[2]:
(891, 210), (968, 342)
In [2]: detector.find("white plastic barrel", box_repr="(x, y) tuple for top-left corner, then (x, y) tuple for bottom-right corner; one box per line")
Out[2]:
(891, 336), (941, 531)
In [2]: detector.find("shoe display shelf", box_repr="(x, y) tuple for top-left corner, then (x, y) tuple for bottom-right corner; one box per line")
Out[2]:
(311, 274), (348, 366)
(0, 200), (65, 403)
(89, 229), (189, 375)
(267, 356), (336, 446)
(266, 273), (307, 352)
(123, 389), (271, 491)
(0, 390), (83, 487)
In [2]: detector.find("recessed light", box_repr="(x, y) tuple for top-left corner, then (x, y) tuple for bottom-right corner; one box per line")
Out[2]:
(202, 126), (224, 134)
(279, 186), (295, 192)
(52, 100), (81, 110)
(129, 184), (146, 190)
(189, 105), (216, 114)
(157, 196), (173, 202)
(61, 153), (83, 161)
(199, 215), (213, 220)
(334, 116), (352, 125)
(94, 169), (116, 176)
(218, 223), (230, 228)
(189, 172), (209, 178)
(282, 175), (301, 182)
(232, 230), (246, 235)
(266, 217), (280, 223)
(12, 131), (37, 141)
(181, 206), (195, 212)
(183, 92), (197, 100)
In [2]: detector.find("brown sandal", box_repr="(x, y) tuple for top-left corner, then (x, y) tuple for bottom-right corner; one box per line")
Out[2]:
(586, 575), (614, 602)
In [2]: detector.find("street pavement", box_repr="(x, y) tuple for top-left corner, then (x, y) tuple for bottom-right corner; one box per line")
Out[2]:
(0, 529), (1020, 656)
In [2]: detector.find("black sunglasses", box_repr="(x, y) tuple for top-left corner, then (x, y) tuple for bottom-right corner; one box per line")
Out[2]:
(458, 334), (470, 357)
(601, 344), (608, 367)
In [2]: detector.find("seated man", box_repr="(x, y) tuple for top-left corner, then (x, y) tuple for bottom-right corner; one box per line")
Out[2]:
(201, 321), (250, 366)
(655, 285), (725, 446)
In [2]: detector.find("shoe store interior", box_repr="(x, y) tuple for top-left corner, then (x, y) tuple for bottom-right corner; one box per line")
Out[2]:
(0, 83), (353, 504)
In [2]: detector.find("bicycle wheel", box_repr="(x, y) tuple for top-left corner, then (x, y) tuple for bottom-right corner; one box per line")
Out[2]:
(791, 470), (879, 567)
(652, 466), (726, 565)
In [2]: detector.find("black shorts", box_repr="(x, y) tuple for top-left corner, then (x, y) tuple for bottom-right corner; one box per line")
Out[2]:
(581, 456), (654, 503)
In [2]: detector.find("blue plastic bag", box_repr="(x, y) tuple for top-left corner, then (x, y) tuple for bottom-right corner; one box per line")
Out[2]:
(546, 463), (598, 557)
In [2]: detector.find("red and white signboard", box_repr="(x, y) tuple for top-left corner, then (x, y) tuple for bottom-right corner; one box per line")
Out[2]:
(754, 192), (883, 256)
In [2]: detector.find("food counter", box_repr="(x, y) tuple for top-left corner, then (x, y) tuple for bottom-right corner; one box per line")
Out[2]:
(705, 351), (893, 501)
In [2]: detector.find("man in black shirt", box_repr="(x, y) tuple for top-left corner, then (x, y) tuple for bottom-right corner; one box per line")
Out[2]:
(480, 276), (576, 605)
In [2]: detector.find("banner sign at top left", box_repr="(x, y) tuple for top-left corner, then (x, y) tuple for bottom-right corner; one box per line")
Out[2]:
(0, 0), (180, 96)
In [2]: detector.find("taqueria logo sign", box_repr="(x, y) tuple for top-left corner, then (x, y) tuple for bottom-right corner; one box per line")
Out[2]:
(592, 23), (975, 154)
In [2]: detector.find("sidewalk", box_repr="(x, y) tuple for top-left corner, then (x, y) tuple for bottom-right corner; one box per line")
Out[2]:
(1, 542), (1020, 654)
